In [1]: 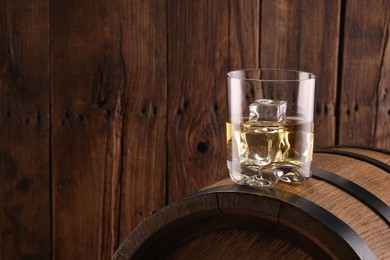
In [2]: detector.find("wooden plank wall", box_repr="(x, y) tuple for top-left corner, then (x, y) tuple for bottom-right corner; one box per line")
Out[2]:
(0, 0), (51, 259)
(0, 0), (389, 259)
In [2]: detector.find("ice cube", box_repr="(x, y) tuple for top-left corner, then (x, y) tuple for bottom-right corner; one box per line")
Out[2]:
(249, 99), (287, 122)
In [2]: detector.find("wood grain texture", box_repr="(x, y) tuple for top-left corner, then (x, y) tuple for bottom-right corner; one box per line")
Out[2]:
(115, 147), (390, 259)
(114, 193), (221, 259)
(1, 1), (390, 259)
(310, 152), (390, 259)
(375, 16), (390, 149)
(165, 228), (312, 259)
(114, 192), (320, 259)
(329, 146), (390, 164)
(208, 148), (390, 258)
(167, 0), (229, 202)
(229, 0), (260, 70)
(51, 0), (126, 259)
(339, 0), (390, 147)
(119, 0), (167, 243)
(0, 0), (50, 259)
(260, 0), (341, 148)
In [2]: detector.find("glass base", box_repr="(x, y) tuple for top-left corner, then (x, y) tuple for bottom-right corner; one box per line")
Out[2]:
(228, 162), (308, 188)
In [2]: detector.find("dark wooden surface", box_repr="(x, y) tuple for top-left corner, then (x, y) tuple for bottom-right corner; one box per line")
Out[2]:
(114, 147), (390, 259)
(0, 0), (389, 259)
(0, 0), (51, 259)
(119, 0), (167, 252)
(339, 0), (390, 148)
(167, 0), (229, 202)
(50, 0), (130, 259)
(261, 0), (341, 148)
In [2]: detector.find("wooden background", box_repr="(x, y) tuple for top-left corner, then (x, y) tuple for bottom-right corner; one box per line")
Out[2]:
(0, 0), (389, 259)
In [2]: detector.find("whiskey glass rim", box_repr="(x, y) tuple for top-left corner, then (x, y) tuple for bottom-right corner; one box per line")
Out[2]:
(227, 68), (316, 82)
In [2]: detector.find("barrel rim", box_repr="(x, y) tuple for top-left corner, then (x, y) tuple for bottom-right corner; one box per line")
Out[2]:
(198, 184), (375, 259)
(114, 184), (376, 260)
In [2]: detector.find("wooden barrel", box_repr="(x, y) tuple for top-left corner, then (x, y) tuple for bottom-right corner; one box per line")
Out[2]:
(113, 147), (390, 260)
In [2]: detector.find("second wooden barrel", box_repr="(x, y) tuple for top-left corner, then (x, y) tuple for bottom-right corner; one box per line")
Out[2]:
(114, 147), (390, 259)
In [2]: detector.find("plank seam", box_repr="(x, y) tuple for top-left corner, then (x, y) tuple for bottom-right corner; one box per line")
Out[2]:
(335, 0), (346, 145)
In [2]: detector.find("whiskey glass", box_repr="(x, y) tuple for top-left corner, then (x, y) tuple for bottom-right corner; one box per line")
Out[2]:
(227, 69), (316, 188)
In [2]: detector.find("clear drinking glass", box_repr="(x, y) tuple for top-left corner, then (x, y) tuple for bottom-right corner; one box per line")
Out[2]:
(226, 69), (316, 188)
